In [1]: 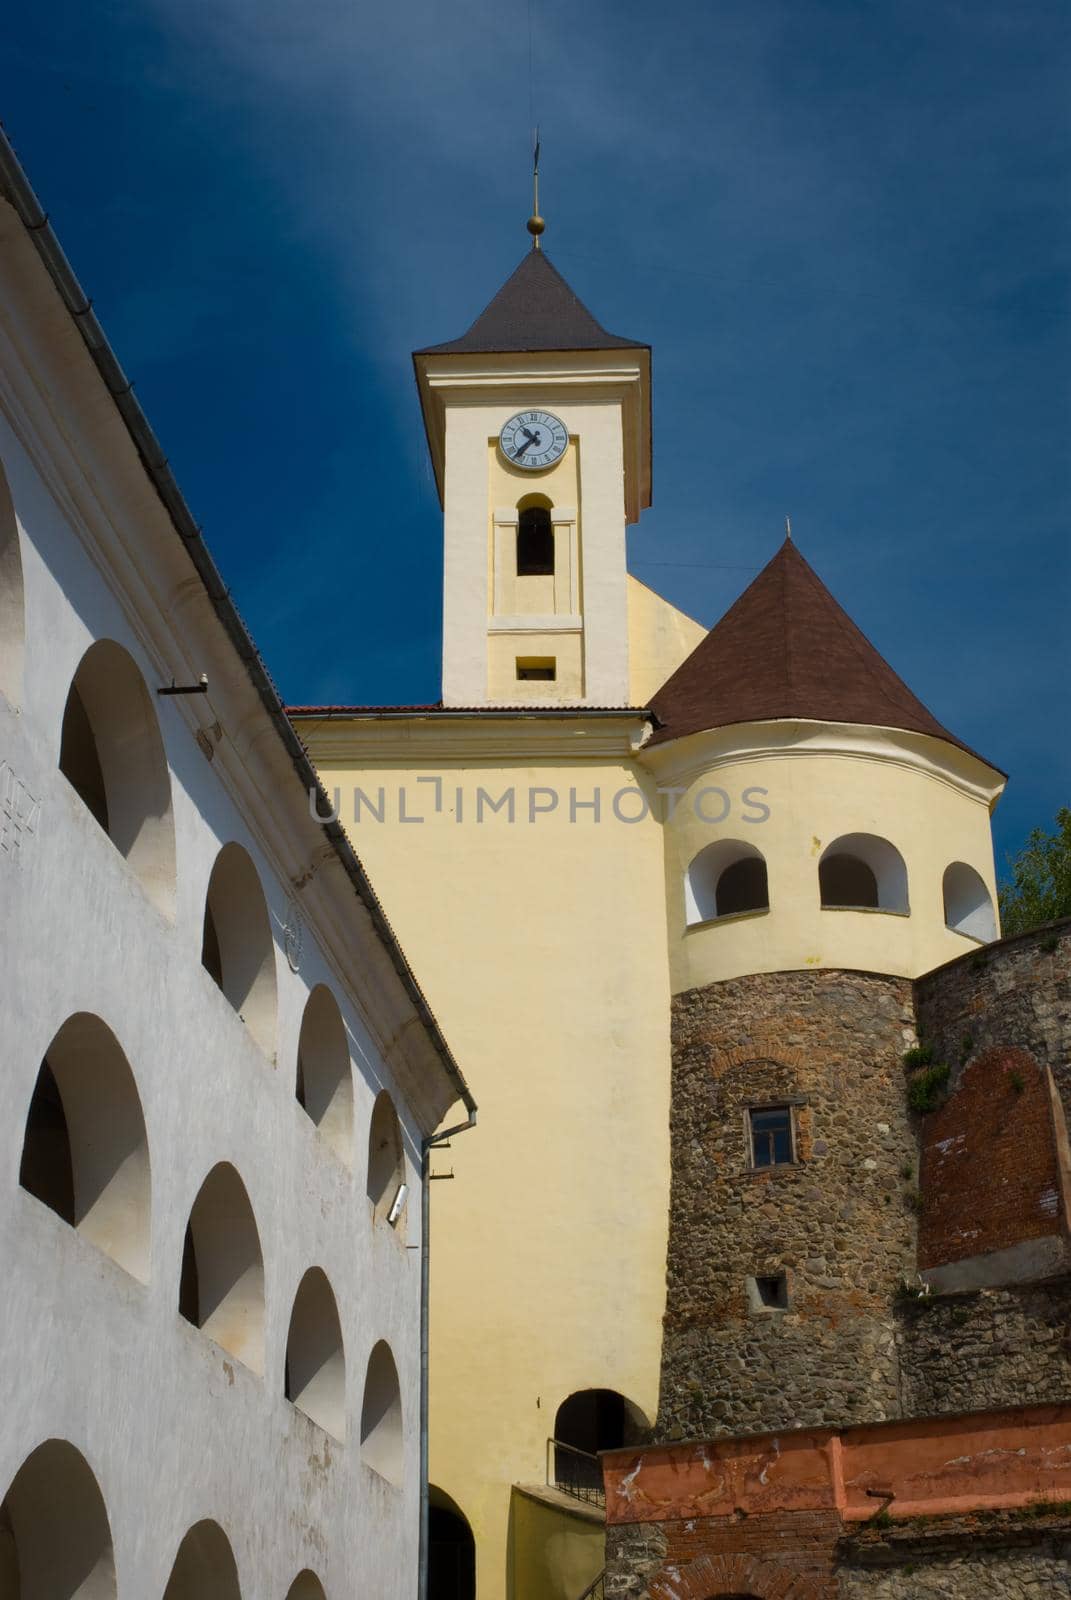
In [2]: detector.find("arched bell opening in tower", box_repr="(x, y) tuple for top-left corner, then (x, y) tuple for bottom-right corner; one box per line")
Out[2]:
(516, 497), (555, 576)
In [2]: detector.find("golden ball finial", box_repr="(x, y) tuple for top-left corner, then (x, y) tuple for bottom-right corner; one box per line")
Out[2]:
(527, 213), (545, 241)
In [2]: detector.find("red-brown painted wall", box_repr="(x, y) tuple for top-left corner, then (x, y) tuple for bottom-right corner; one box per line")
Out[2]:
(602, 1402), (1071, 1526)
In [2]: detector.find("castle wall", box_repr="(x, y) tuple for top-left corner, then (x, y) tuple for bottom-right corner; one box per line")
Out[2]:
(837, 1543), (1071, 1600)
(914, 918), (1071, 1113)
(660, 969), (917, 1441)
(915, 1045), (1071, 1291)
(0, 195), (458, 1597)
(602, 1407), (1071, 1600)
(618, 933), (1071, 1596)
(896, 1276), (1071, 1415)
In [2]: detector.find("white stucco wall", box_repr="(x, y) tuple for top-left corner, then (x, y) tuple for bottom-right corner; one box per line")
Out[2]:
(0, 201), (460, 1598)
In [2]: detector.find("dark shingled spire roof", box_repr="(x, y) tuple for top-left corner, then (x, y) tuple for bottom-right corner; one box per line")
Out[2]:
(648, 539), (991, 764)
(416, 249), (645, 355)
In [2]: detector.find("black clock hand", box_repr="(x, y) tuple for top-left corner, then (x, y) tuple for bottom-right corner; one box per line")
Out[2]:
(512, 436), (535, 459)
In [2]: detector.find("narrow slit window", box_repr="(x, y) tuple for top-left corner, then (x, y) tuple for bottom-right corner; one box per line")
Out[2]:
(516, 657), (556, 682)
(748, 1106), (794, 1168)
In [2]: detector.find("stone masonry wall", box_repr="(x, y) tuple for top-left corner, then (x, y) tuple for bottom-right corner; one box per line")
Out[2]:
(896, 1278), (1071, 1415)
(660, 970), (917, 1440)
(915, 918), (1071, 1116)
(607, 1517), (1071, 1600)
(611, 935), (1071, 1600)
(838, 1541), (1071, 1599)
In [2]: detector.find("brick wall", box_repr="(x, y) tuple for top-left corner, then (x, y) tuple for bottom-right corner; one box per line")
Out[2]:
(916, 1046), (1071, 1287)
(606, 1513), (839, 1600)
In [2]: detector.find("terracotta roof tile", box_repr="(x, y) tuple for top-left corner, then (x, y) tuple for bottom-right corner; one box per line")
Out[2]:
(648, 539), (994, 766)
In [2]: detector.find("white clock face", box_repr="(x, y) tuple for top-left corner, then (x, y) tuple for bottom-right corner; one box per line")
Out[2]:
(499, 410), (568, 471)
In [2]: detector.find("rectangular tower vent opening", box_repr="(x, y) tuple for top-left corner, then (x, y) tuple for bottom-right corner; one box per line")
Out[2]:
(516, 657), (556, 682)
(748, 1273), (789, 1312)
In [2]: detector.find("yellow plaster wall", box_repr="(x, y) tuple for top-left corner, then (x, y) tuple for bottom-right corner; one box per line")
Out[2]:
(507, 1489), (605, 1600)
(626, 575), (706, 706)
(304, 719), (670, 1600)
(489, 440), (579, 619)
(643, 722), (1003, 994)
(487, 631), (584, 700)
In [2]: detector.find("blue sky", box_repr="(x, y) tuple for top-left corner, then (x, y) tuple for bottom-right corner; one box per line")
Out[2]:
(2, 0), (1068, 868)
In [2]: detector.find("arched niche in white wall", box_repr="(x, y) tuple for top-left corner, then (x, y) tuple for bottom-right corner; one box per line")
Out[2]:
(296, 986), (353, 1166)
(685, 838), (769, 926)
(58, 639), (176, 917)
(179, 1162), (265, 1374)
(0, 457), (24, 706)
(201, 842), (277, 1057)
(819, 832), (909, 914)
(285, 1267), (347, 1441)
(366, 1091), (405, 1227)
(163, 1520), (241, 1600)
(0, 1438), (116, 1598)
(360, 1340), (403, 1485)
(19, 1012), (151, 1282)
(943, 861), (997, 942)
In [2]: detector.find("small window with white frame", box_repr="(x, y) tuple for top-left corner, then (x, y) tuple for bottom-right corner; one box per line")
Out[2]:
(747, 1104), (795, 1169)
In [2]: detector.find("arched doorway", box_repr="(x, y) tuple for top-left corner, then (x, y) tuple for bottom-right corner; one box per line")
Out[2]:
(553, 1389), (646, 1498)
(427, 1486), (475, 1600)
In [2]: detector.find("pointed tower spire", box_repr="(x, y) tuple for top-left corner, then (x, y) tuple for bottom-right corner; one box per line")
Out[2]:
(648, 539), (997, 765)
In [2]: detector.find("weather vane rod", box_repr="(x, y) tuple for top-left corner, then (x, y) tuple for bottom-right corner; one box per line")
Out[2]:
(785, 516), (792, 541)
(527, 127), (545, 249)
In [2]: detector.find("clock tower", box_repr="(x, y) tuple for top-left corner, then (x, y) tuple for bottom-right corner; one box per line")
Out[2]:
(413, 244), (651, 706)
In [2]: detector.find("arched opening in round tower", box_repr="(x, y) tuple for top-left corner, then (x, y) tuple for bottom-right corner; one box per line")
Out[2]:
(685, 839), (769, 925)
(819, 833), (908, 913)
(942, 861), (997, 941)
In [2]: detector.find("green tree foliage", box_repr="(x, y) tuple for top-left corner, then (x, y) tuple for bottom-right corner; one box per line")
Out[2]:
(998, 807), (1071, 936)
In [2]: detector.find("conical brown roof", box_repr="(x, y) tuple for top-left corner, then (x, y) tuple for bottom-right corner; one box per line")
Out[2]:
(415, 249), (645, 355)
(648, 539), (989, 762)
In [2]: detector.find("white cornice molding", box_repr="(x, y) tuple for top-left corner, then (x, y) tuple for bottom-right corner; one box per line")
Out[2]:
(638, 719), (1006, 808)
(487, 615), (582, 633)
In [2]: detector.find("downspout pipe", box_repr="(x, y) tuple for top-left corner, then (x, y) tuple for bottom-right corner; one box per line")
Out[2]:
(419, 1110), (477, 1600)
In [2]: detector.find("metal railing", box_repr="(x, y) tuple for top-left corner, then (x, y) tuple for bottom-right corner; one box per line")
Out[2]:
(577, 1571), (606, 1600)
(547, 1436), (606, 1508)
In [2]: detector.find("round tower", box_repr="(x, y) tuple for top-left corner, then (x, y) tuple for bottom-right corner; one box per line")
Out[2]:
(638, 538), (1007, 1439)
